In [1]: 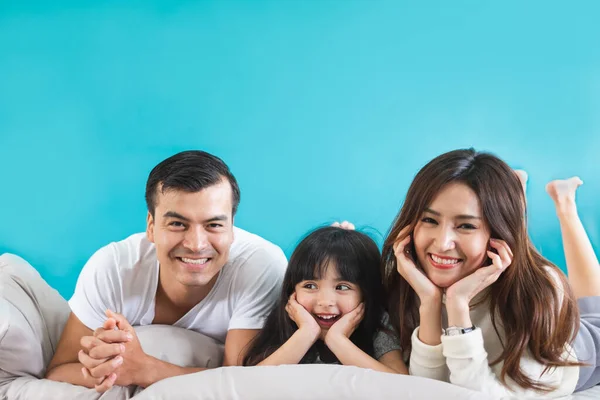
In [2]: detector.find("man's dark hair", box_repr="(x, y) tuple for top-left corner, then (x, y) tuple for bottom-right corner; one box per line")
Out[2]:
(145, 150), (240, 217)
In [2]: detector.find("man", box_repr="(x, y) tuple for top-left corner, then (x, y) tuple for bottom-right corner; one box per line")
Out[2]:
(45, 151), (287, 392)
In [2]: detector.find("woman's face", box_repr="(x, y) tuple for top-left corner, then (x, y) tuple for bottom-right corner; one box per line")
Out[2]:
(413, 182), (491, 288)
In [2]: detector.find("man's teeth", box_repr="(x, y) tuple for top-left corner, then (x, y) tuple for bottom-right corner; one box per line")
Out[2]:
(431, 254), (460, 265)
(180, 257), (209, 265)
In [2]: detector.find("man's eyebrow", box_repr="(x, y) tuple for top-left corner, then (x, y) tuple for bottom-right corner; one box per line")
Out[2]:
(163, 212), (229, 223)
(203, 215), (229, 223)
(163, 211), (190, 221)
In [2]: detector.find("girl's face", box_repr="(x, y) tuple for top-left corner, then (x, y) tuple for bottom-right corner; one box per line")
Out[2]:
(413, 182), (491, 288)
(295, 262), (362, 334)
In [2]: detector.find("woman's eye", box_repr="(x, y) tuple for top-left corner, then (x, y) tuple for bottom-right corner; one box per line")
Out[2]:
(421, 217), (437, 224)
(458, 223), (477, 230)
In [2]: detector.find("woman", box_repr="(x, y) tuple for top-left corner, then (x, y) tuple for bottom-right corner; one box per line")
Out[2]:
(381, 148), (600, 397)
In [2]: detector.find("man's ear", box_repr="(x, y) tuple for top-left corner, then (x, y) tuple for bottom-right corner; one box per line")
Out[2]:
(146, 211), (155, 243)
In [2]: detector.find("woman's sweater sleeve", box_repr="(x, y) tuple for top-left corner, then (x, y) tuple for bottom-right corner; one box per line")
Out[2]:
(441, 328), (579, 398)
(409, 327), (449, 381)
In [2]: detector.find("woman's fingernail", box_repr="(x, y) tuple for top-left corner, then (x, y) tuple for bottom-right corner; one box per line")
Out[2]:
(114, 356), (123, 365)
(120, 344), (125, 352)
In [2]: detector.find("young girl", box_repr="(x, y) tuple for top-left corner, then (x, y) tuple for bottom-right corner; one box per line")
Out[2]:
(381, 148), (600, 398)
(243, 226), (408, 374)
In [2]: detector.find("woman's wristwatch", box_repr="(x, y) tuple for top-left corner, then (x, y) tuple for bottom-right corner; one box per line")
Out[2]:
(443, 325), (476, 336)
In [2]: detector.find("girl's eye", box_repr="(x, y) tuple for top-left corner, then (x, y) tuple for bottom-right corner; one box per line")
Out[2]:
(303, 283), (317, 290)
(421, 217), (437, 224)
(336, 284), (351, 291)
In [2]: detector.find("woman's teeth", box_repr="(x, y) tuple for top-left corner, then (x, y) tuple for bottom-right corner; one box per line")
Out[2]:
(430, 254), (460, 264)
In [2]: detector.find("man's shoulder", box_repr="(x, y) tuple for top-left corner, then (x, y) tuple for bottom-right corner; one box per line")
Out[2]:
(230, 227), (286, 263)
(70, 233), (157, 327)
(111, 232), (155, 255)
(88, 232), (157, 273)
(223, 227), (287, 281)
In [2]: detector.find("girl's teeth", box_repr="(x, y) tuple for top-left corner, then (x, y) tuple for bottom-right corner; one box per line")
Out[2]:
(431, 255), (460, 265)
(318, 315), (338, 320)
(181, 257), (208, 265)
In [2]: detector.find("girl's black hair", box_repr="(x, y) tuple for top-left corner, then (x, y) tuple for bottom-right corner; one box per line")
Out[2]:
(243, 226), (385, 365)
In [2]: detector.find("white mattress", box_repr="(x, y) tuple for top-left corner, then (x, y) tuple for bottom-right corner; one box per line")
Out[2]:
(573, 385), (600, 399)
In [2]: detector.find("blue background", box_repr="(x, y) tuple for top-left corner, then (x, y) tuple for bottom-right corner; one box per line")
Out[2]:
(1, 0), (599, 299)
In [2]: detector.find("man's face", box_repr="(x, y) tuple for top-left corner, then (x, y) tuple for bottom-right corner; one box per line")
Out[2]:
(146, 179), (234, 289)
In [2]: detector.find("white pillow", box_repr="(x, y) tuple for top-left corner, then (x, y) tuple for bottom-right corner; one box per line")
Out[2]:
(0, 252), (224, 399)
(0, 253), (70, 378)
(136, 324), (223, 368)
(0, 376), (139, 400)
(137, 364), (495, 400)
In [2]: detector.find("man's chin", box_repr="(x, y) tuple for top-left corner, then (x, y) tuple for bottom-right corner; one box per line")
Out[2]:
(176, 275), (215, 287)
(176, 267), (223, 288)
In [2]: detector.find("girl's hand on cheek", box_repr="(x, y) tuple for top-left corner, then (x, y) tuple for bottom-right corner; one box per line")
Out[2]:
(324, 303), (364, 345)
(285, 293), (321, 341)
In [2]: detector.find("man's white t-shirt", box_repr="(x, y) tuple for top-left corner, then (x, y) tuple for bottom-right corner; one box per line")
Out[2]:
(68, 227), (287, 343)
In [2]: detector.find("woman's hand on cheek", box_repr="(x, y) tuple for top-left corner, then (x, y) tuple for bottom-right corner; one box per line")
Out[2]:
(324, 303), (364, 345)
(394, 227), (442, 306)
(445, 239), (513, 312)
(285, 293), (321, 341)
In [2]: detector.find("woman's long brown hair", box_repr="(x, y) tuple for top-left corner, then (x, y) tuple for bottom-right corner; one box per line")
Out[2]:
(382, 148), (581, 392)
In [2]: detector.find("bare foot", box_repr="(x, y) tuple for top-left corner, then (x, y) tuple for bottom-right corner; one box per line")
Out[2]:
(545, 177), (583, 215)
(514, 169), (528, 194)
